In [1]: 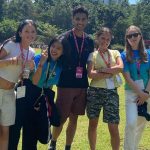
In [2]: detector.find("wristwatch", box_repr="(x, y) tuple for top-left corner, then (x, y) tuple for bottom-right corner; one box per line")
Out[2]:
(143, 90), (150, 95)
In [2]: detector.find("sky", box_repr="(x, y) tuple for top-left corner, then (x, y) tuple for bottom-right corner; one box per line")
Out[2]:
(129, 0), (137, 4)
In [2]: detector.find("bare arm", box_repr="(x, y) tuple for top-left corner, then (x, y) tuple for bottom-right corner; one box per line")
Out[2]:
(32, 50), (48, 85)
(87, 61), (112, 80)
(100, 56), (123, 75)
(0, 48), (22, 67)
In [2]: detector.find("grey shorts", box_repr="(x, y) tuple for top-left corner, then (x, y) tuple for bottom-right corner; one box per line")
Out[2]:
(0, 89), (16, 126)
(86, 87), (120, 124)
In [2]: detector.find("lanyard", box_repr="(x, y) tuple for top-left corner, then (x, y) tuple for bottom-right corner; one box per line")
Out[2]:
(98, 48), (111, 68)
(19, 44), (29, 80)
(72, 29), (85, 66)
(44, 61), (57, 87)
(136, 59), (141, 77)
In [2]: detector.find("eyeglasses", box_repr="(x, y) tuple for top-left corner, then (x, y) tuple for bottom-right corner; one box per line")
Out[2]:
(126, 33), (140, 39)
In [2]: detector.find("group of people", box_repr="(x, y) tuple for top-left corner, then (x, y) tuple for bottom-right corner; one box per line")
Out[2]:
(0, 5), (150, 150)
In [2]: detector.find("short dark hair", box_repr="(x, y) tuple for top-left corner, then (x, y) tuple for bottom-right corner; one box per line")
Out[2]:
(72, 5), (88, 18)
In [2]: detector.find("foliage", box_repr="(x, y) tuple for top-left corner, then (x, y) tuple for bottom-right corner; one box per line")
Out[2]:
(0, 19), (18, 43)
(36, 21), (62, 45)
(0, 0), (150, 45)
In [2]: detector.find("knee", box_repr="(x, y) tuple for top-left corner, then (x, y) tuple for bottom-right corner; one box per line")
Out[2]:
(126, 120), (136, 130)
(0, 126), (9, 139)
(88, 119), (98, 131)
(69, 115), (78, 125)
(108, 125), (119, 137)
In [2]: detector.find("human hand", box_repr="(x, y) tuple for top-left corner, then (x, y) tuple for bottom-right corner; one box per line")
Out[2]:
(39, 50), (48, 66)
(136, 91), (149, 105)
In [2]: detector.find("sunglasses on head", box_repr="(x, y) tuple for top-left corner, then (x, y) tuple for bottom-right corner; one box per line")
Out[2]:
(126, 33), (140, 39)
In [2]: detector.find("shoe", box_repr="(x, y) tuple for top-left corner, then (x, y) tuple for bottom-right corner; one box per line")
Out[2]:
(48, 146), (56, 150)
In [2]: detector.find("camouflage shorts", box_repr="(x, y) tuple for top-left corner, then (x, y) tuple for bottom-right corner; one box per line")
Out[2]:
(86, 87), (120, 124)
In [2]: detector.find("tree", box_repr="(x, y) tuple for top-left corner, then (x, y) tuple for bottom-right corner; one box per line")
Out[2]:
(0, 19), (18, 42)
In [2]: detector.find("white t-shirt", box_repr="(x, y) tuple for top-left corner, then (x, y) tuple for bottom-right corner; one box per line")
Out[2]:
(0, 41), (35, 83)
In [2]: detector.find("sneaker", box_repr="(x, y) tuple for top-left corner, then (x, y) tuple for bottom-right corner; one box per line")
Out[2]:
(48, 146), (56, 150)
(48, 140), (56, 150)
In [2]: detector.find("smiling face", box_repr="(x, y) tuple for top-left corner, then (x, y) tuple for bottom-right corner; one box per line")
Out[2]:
(50, 41), (63, 61)
(72, 13), (88, 32)
(19, 23), (37, 45)
(126, 27), (141, 50)
(97, 32), (112, 51)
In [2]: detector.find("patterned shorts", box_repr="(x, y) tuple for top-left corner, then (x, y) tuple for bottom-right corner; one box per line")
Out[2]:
(86, 87), (120, 124)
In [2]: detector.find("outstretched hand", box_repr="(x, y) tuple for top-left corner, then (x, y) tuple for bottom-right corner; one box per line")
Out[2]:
(39, 50), (48, 66)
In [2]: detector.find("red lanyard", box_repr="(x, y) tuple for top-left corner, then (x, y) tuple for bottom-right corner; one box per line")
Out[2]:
(136, 59), (141, 77)
(98, 48), (111, 68)
(72, 29), (85, 66)
(20, 44), (29, 75)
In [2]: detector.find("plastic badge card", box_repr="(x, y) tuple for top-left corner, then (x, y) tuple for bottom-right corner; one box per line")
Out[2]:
(16, 86), (26, 99)
(116, 74), (123, 86)
(76, 67), (83, 78)
(106, 78), (115, 89)
(135, 79), (144, 90)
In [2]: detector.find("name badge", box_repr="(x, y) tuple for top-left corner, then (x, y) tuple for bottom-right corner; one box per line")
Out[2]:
(116, 74), (123, 86)
(106, 78), (115, 89)
(76, 67), (83, 78)
(16, 86), (26, 99)
(135, 79), (144, 90)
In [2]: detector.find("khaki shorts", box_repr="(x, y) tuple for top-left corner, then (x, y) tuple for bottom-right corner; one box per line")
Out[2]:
(0, 89), (16, 126)
(56, 88), (87, 123)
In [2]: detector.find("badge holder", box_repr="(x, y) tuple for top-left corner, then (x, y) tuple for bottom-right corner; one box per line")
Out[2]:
(16, 86), (26, 99)
(76, 66), (83, 78)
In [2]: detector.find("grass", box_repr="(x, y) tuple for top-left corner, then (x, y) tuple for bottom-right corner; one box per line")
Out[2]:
(18, 49), (150, 149)
(18, 80), (150, 150)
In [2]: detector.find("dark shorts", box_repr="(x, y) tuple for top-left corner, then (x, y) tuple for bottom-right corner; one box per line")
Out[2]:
(56, 88), (87, 123)
(86, 87), (120, 124)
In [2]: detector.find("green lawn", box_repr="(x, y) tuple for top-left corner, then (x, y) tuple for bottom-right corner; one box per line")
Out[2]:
(18, 79), (150, 150)
(19, 49), (150, 150)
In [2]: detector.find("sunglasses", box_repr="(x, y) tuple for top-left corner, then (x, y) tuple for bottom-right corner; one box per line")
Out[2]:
(126, 33), (140, 39)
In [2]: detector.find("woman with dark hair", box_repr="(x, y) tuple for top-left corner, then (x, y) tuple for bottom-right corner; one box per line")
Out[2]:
(0, 19), (37, 150)
(87, 27), (123, 150)
(8, 37), (65, 150)
(121, 25), (150, 150)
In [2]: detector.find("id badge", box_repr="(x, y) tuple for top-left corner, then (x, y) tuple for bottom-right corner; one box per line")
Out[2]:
(116, 74), (123, 85)
(76, 67), (83, 78)
(16, 86), (26, 99)
(135, 79), (144, 90)
(106, 78), (115, 89)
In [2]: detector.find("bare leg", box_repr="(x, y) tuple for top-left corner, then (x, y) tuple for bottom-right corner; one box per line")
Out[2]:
(66, 113), (78, 146)
(0, 125), (9, 150)
(51, 124), (64, 141)
(108, 123), (120, 150)
(88, 118), (99, 150)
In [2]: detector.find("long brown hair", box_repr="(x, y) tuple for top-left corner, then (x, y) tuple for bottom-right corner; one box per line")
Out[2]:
(125, 25), (147, 63)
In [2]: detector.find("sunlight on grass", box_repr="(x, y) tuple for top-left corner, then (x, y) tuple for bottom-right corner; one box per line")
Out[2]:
(18, 77), (150, 150)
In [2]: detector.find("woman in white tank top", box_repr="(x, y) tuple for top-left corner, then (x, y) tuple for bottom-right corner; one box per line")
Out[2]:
(0, 19), (37, 150)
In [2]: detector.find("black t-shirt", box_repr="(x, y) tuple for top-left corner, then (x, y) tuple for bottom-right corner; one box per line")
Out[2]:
(57, 30), (94, 88)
